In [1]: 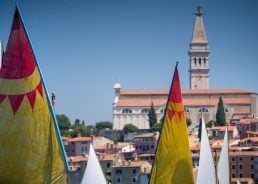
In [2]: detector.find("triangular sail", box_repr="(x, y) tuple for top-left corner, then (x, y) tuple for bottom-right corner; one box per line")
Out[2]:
(149, 64), (194, 184)
(196, 117), (216, 184)
(218, 128), (230, 184)
(0, 8), (67, 183)
(81, 144), (107, 184)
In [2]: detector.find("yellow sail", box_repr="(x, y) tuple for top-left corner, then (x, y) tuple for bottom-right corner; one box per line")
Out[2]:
(0, 8), (67, 183)
(150, 64), (194, 184)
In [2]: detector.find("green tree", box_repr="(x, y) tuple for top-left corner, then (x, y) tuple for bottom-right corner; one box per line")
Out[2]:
(215, 97), (226, 126)
(74, 118), (80, 125)
(123, 124), (139, 134)
(186, 118), (192, 127)
(95, 121), (113, 130)
(56, 114), (71, 131)
(71, 124), (90, 138)
(148, 104), (157, 128)
(151, 123), (162, 132)
(207, 120), (214, 128)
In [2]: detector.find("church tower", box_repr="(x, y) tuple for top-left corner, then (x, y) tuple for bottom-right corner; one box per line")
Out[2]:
(188, 3), (210, 89)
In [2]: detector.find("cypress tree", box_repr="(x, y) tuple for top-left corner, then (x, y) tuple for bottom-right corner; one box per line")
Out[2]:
(215, 96), (226, 126)
(148, 103), (157, 128)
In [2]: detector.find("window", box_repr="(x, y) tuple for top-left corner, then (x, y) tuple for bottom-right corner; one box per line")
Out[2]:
(122, 108), (132, 114)
(133, 169), (136, 174)
(116, 169), (122, 174)
(251, 164), (254, 169)
(199, 58), (201, 65)
(194, 58), (197, 65)
(232, 165), (235, 170)
(251, 173), (254, 178)
(117, 178), (121, 183)
(132, 177), (136, 183)
(107, 163), (110, 168)
(239, 165), (243, 170)
(232, 174), (235, 178)
(239, 173), (243, 178)
(250, 157), (254, 161)
(141, 108), (149, 114)
(151, 145), (154, 149)
(239, 157), (243, 161)
(82, 141), (88, 144)
(204, 58), (206, 65)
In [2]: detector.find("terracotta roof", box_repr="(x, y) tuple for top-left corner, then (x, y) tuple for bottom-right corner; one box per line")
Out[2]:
(113, 161), (151, 171)
(240, 137), (258, 142)
(120, 89), (256, 95)
(238, 118), (258, 124)
(116, 90), (252, 107)
(209, 125), (236, 131)
(134, 133), (157, 138)
(98, 154), (116, 161)
(67, 136), (91, 143)
(67, 155), (87, 163)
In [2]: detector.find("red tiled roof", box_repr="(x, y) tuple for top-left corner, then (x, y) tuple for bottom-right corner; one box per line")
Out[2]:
(134, 133), (157, 138)
(116, 89), (253, 107)
(120, 89), (256, 95)
(238, 118), (258, 124)
(67, 136), (91, 143)
(210, 125), (236, 132)
(67, 155), (87, 163)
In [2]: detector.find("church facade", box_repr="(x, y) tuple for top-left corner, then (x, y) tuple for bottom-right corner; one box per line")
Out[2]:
(112, 4), (257, 130)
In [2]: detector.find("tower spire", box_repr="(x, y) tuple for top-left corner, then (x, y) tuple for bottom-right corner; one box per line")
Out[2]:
(188, 2), (210, 90)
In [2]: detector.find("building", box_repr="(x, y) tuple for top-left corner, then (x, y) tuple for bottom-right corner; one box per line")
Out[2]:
(209, 125), (238, 139)
(65, 135), (113, 156)
(237, 118), (258, 139)
(112, 4), (258, 130)
(111, 160), (151, 184)
(133, 132), (159, 155)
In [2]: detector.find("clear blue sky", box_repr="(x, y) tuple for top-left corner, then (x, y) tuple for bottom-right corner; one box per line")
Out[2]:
(0, 0), (258, 124)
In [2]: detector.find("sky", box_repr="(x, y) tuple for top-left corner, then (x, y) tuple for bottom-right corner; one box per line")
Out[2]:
(0, 0), (258, 124)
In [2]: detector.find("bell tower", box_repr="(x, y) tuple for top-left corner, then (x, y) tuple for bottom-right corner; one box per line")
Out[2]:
(188, 3), (210, 89)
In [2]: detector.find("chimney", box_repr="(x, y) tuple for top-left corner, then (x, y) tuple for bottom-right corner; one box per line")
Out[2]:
(51, 92), (56, 107)
(90, 136), (94, 144)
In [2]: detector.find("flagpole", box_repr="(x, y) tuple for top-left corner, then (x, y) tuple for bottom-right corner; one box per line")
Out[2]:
(227, 124), (231, 184)
(15, 5), (69, 170)
(149, 62), (179, 184)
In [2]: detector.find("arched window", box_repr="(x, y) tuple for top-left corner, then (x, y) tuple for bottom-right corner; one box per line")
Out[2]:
(141, 108), (149, 114)
(199, 58), (202, 65)
(122, 108), (132, 114)
(194, 58), (197, 65)
(204, 58), (206, 65)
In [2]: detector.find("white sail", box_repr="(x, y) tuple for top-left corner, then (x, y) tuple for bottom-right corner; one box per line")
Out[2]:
(218, 128), (230, 184)
(81, 144), (107, 184)
(196, 117), (216, 184)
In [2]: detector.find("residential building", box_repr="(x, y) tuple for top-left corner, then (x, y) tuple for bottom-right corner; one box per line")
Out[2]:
(133, 132), (159, 155)
(111, 160), (151, 184)
(237, 118), (258, 139)
(209, 125), (238, 139)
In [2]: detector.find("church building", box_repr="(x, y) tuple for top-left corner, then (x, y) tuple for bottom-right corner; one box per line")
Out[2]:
(112, 4), (257, 130)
